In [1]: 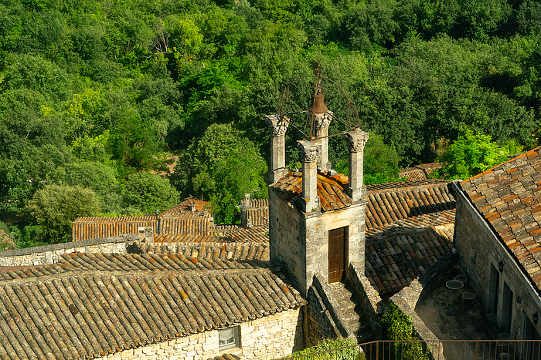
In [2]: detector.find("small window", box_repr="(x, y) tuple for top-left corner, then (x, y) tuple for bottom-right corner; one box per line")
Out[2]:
(218, 326), (240, 350)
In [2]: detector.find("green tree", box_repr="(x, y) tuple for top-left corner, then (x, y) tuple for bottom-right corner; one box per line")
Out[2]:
(2, 53), (72, 102)
(123, 171), (180, 214)
(334, 133), (402, 185)
(175, 123), (267, 224)
(434, 129), (520, 180)
(50, 161), (123, 213)
(26, 185), (102, 243)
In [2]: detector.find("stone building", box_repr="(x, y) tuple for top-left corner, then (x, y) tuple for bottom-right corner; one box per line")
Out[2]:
(452, 147), (541, 348)
(0, 235), (304, 360)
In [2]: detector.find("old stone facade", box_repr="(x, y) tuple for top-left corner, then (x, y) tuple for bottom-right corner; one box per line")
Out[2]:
(452, 147), (541, 346)
(453, 181), (541, 340)
(98, 309), (303, 360)
(269, 195), (367, 297)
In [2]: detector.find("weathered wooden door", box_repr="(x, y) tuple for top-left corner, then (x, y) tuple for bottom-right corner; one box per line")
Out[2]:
(328, 227), (347, 283)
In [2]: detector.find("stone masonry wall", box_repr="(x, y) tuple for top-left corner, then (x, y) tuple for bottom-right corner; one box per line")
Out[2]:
(346, 263), (383, 341)
(452, 182), (541, 340)
(0, 235), (138, 266)
(270, 187), (367, 297)
(269, 190), (303, 292)
(98, 308), (304, 360)
(303, 199), (366, 295)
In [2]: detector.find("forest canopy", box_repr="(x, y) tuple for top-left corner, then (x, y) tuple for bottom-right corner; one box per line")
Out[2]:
(0, 0), (540, 245)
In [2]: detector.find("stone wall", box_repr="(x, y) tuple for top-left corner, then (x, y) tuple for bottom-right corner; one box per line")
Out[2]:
(303, 199), (367, 295)
(389, 280), (444, 360)
(269, 190), (303, 291)
(98, 308), (304, 360)
(270, 186), (367, 297)
(346, 263), (383, 340)
(305, 283), (341, 347)
(452, 182), (541, 340)
(0, 235), (138, 266)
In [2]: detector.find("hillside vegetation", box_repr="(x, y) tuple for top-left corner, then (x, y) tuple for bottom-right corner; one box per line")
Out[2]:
(0, 0), (540, 245)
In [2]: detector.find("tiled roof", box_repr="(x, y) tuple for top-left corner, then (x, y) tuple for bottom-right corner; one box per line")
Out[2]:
(139, 241), (270, 261)
(0, 252), (267, 281)
(271, 171), (352, 212)
(72, 216), (158, 241)
(154, 226), (268, 243)
(159, 199), (210, 217)
(365, 210), (455, 237)
(399, 163), (443, 181)
(460, 147), (541, 290)
(364, 180), (456, 294)
(72, 214), (214, 241)
(365, 225), (454, 295)
(244, 199), (269, 226)
(0, 253), (304, 359)
(366, 181), (455, 230)
(207, 355), (240, 360)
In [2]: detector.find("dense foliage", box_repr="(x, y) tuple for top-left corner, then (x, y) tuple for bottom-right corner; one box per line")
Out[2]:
(284, 338), (364, 359)
(1, 0), (540, 245)
(382, 302), (430, 360)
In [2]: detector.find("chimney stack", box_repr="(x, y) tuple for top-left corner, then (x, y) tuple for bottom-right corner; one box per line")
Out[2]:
(343, 129), (369, 203)
(265, 114), (290, 184)
(310, 91), (333, 171)
(297, 140), (320, 213)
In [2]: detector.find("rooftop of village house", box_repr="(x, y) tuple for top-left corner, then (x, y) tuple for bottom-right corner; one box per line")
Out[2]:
(460, 146), (541, 291)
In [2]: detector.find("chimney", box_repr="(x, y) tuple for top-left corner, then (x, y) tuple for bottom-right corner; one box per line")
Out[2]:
(241, 193), (253, 228)
(343, 129), (369, 203)
(310, 91), (333, 171)
(297, 140), (319, 212)
(190, 200), (196, 213)
(265, 114), (290, 183)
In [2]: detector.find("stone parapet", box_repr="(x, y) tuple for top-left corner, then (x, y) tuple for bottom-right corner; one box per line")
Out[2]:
(0, 234), (137, 266)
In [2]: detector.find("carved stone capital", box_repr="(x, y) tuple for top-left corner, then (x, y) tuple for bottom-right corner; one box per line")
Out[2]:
(297, 141), (319, 163)
(313, 111), (333, 131)
(265, 114), (290, 137)
(343, 129), (369, 153)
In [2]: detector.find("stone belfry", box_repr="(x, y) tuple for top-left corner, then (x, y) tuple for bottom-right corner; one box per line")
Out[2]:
(266, 80), (369, 296)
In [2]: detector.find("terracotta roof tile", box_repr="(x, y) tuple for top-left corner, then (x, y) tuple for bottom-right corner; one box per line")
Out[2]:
(154, 226), (268, 244)
(72, 214), (214, 241)
(460, 147), (541, 292)
(365, 181), (455, 230)
(159, 199), (210, 216)
(0, 252), (303, 359)
(271, 170), (352, 212)
(399, 163), (443, 181)
(364, 180), (455, 295)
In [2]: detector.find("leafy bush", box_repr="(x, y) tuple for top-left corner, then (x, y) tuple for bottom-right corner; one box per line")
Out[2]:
(382, 302), (430, 360)
(26, 185), (101, 243)
(434, 129), (521, 180)
(123, 171), (180, 214)
(283, 338), (364, 359)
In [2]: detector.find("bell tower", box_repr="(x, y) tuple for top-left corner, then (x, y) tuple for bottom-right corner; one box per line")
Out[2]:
(266, 77), (369, 296)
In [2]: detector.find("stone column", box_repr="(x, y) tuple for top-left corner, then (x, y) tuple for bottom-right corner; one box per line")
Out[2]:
(343, 129), (369, 203)
(265, 114), (290, 184)
(297, 140), (320, 213)
(313, 111), (333, 171)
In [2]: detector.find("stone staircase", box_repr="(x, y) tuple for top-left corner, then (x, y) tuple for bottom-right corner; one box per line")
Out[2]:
(327, 281), (371, 342)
